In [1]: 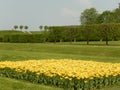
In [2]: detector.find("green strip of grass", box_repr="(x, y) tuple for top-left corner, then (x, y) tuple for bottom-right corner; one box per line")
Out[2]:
(0, 43), (120, 62)
(0, 76), (63, 90)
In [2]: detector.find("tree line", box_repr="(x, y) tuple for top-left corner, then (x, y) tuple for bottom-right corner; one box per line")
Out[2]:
(4, 23), (120, 45)
(8, 3), (120, 45)
(80, 4), (120, 24)
(45, 23), (120, 45)
(6, 23), (120, 45)
(13, 25), (48, 31)
(13, 25), (28, 31)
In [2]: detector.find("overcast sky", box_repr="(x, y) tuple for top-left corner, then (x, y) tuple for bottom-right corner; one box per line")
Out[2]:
(0, 0), (120, 30)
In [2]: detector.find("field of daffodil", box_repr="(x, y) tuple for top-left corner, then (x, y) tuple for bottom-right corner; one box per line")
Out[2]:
(0, 59), (120, 90)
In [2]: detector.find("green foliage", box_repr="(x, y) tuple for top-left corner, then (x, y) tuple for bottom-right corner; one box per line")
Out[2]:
(0, 30), (24, 38)
(39, 25), (43, 30)
(98, 23), (120, 45)
(3, 35), (10, 42)
(4, 34), (44, 43)
(113, 8), (120, 23)
(80, 8), (99, 24)
(24, 26), (28, 30)
(48, 27), (63, 42)
(0, 37), (2, 42)
(0, 67), (120, 90)
(19, 25), (23, 30)
(48, 23), (120, 45)
(97, 10), (114, 24)
(1, 23), (120, 45)
(14, 25), (18, 30)
(82, 25), (100, 45)
(81, 6), (120, 24)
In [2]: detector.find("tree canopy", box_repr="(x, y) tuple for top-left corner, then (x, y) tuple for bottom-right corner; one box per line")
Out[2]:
(80, 8), (98, 24)
(80, 4), (120, 24)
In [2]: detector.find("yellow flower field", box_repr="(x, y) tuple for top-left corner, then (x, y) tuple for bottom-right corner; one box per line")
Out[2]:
(0, 59), (120, 80)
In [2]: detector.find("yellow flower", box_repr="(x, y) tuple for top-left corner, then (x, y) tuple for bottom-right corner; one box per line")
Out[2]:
(0, 59), (120, 80)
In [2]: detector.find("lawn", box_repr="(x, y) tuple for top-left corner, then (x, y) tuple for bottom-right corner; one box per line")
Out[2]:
(0, 42), (120, 62)
(0, 42), (120, 90)
(0, 76), (63, 90)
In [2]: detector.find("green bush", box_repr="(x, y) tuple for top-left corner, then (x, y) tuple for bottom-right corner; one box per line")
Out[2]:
(2, 34), (44, 43)
(0, 37), (3, 42)
(3, 35), (10, 42)
(1, 23), (120, 44)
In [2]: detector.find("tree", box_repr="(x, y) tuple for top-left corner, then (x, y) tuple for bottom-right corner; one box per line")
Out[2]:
(47, 26), (62, 43)
(14, 25), (18, 30)
(113, 8), (120, 23)
(19, 25), (23, 31)
(64, 27), (78, 42)
(39, 26), (43, 30)
(80, 8), (98, 24)
(44, 25), (48, 31)
(97, 10), (114, 24)
(83, 25), (98, 45)
(84, 25), (91, 45)
(99, 24), (114, 45)
(24, 26), (28, 31)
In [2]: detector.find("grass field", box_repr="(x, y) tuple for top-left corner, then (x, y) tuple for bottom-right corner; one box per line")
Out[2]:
(0, 42), (120, 62)
(0, 42), (120, 90)
(0, 76), (62, 90)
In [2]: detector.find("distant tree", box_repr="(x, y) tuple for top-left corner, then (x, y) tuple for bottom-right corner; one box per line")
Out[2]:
(39, 26), (43, 30)
(48, 27), (62, 43)
(24, 26), (28, 31)
(113, 8), (120, 23)
(19, 25), (23, 31)
(99, 24), (114, 45)
(80, 8), (98, 24)
(14, 25), (18, 30)
(44, 25), (48, 31)
(97, 10), (114, 24)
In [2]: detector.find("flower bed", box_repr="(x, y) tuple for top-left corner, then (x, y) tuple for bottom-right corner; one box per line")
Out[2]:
(0, 59), (120, 90)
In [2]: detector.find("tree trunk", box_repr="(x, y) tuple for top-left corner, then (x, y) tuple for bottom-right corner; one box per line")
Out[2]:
(106, 40), (109, 45)
(105, 37), (109, 45)
(87, 40), (89, 45)
(86, 35), (89, 45)
(74, 38), (76, 42)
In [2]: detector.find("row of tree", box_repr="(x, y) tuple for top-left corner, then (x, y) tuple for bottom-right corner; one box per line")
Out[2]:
(13, 25), (49, 31)
(42, 23), (120, 45)
(80, 4), (120, 24)
(13, 25), (29, 31)
(4, 23), (120, 45)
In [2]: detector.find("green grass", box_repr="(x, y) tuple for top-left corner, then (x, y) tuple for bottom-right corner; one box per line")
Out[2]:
(0, 42), (120, 62)
(0, 42), (120, 90)
(0, 76), (63, 90)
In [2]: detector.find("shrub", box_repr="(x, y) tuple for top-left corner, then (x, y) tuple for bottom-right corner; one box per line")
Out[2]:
(2, 34), (44, 43)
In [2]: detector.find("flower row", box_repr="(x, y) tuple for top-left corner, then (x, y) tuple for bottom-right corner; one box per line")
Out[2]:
(0, 59), (120, 89)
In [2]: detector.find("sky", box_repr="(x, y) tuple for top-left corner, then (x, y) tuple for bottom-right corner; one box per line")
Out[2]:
(0, 0), (120, 31)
